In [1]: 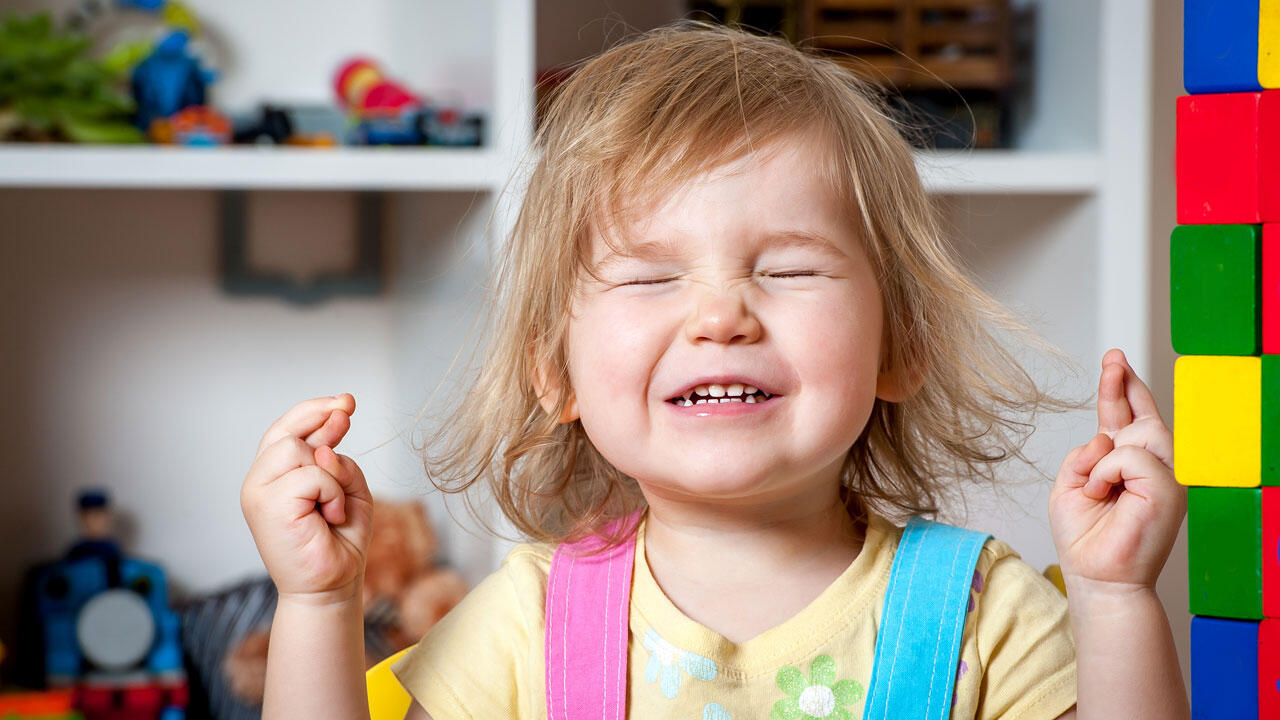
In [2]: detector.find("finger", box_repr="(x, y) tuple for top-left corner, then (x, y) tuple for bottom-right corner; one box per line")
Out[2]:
(1097, 349), (1132, 436)
(1111, 417), (1174, 469)
(1110, 349), (1166, 426)
(304, 409), (351, 451)
(247, 436), (317, 487)
(1082, 445), (1176, 502)
(274, 465), (348, 525)
(1056, 434), (1114, 490)
(1070, 433), (1115, 478)
(313, 445), (368, 497)
(256, 394), (356, 458)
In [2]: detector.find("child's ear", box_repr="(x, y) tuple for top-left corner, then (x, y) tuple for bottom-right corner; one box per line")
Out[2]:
(875, 355), (925, 403)
(532, 364), (580, 424)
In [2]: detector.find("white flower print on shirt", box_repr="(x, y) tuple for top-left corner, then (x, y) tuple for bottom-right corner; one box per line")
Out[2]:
(643, 627), (718, 698)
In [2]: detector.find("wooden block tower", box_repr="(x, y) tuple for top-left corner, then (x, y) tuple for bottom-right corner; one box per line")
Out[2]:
(1179, 2), (1280, 717)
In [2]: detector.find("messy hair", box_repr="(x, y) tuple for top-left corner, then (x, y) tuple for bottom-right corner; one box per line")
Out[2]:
(420, 21), (1074, 545)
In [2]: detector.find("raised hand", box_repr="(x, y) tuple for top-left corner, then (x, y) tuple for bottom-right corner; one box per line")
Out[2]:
(240, 394), (374, 603)
(1048, 349), (1185, 590)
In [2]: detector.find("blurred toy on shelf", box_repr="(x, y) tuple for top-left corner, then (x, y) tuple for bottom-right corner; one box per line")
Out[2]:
(333, 57), (425, 145)
(422, 106), (483, 147)
(130, 30), (214, 134)
(231, 104), (336, 147)
(333, 57), (483, 147)
(64, 0), (226, 147)
(0, 11), (144, 143)
(15, 489), (188, 720)
(148, 105), (229, 145)
(69, 0), (204, 77)
(232, 105), (291, 145)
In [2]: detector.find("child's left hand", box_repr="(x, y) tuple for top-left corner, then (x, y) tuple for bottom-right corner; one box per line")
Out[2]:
(1048, 348), (1186, 592)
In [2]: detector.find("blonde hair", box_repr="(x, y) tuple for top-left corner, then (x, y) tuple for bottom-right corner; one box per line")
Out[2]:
(420, 21), (1073, 545)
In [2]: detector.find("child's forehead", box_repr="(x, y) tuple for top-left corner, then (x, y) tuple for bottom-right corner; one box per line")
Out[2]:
(584, 134), (857, 258)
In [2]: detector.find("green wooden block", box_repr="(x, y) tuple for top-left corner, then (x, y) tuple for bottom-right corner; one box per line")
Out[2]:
(1266, 355), (1280, 486)
(1171, 224), (1261, 355)
(1189, 487), (1263, 618)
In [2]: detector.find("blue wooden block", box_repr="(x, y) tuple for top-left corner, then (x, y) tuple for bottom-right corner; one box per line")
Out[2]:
(1185, 0), (1264, 93)
(1192, 616), (1260, 718)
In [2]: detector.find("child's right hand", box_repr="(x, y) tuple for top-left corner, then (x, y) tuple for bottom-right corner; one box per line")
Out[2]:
(240, 394), (373, 604)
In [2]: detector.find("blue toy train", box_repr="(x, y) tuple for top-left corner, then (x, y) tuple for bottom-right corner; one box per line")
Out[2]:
(19, 490), (188, 720)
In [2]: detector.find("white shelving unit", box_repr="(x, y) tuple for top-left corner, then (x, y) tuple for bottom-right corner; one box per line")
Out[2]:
(0, 145), (506, 191)
(0, 145), (1100, 194)
(915, 150), (1100, 194)
(0, 0), (1161, 620)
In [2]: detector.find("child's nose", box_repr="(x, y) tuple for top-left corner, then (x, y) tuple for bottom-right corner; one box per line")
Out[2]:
(685, 288), (763, 345)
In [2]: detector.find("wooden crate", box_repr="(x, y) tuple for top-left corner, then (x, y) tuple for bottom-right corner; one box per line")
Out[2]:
(802, 0), (1013, 90)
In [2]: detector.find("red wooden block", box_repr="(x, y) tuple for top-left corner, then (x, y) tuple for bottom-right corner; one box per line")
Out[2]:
(1267, 488), (1280, 616)
(1266, 225), (1280, 353)
(1177, 91), (1280, 224)
(1263, 618), (1280, 716)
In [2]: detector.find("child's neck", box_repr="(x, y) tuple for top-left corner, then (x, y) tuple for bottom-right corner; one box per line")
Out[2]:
(642, 492), (864, 644)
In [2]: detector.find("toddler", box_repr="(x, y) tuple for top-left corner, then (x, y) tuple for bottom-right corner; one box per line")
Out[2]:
(241, 23), (1187, 720)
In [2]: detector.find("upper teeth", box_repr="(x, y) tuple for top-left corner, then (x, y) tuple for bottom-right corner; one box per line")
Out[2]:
(672, 383), (771, 406)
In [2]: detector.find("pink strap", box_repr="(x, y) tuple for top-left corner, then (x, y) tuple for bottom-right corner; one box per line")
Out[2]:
(544, 511), (641, 720)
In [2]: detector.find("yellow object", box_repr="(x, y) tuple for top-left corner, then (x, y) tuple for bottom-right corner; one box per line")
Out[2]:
(1174, 355), (1261, 487)
(161, 1), (201, 36)
(1261, 0), (1280, 88)
(1042, 565), (1066, 597)
(367, 646), (413, 720)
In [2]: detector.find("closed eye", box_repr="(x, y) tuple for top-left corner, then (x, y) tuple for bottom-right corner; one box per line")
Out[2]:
(620, 277), (676, 286)
(763, 270), (819, 278)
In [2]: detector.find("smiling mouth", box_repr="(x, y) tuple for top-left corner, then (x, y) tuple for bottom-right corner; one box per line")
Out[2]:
(667, 383), (775, 407)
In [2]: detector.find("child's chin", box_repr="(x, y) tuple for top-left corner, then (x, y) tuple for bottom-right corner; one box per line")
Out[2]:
(644, 465), (787, 500)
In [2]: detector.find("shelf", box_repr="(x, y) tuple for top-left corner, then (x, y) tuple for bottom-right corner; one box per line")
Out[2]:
(914, 150), (1101, 194)
(0, 144), (507, 191)
(0, 145), (1098, 195)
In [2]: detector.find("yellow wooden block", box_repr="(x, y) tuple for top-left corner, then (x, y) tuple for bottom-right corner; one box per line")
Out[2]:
(367, 646), (413, 720)
(1262, 0), (1280, 88)
(1175, 355), (1261, 487)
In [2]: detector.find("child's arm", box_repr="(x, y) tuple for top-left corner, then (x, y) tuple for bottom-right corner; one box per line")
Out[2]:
(240, 395), (375, 720)
(1048, 349), (1189, 720)
(265, 586), (370, 719)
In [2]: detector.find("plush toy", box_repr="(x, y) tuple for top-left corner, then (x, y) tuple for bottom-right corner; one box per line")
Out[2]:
(222, 499), (467, 706)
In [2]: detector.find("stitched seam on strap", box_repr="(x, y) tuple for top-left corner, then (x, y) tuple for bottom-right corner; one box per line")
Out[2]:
(603, 550), (613, 720)
(616, 551), (627, 720)
(561, 555), (576, 720)
(883, 521), (930, 715)
(926, 536), (965, 718)
(947, 540), (977, 712)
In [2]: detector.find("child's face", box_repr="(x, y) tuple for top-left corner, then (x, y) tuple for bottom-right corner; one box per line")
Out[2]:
(564, 133), (894, 509)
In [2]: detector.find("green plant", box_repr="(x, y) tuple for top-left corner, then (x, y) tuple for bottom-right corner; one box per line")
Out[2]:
(0, 11), (144, 143)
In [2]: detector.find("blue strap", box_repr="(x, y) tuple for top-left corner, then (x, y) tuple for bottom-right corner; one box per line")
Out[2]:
(864, 517), (990, 720)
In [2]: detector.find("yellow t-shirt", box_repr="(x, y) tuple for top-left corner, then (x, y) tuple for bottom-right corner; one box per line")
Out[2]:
(392, 513), (1076, 719)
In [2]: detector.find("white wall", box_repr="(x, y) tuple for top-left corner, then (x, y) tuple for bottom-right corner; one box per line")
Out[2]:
(1150, 0), (1188, 681)
(0, 188), (494, 649)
